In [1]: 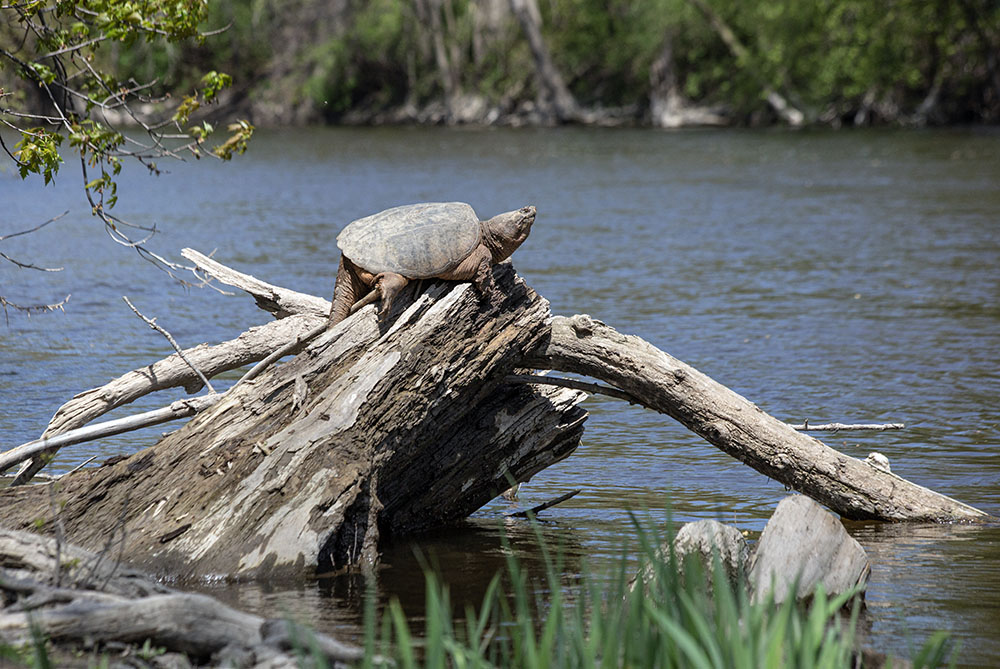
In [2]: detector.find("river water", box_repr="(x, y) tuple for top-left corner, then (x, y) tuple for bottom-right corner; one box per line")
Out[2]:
(2, 126), (999, 664)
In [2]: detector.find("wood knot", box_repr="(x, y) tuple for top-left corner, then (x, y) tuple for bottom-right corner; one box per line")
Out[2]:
(705, 420), (732, 445)
(570, 314), (595, 337)
(672, 368), (687, 384)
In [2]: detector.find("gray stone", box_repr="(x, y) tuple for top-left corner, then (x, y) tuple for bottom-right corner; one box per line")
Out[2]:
(632, 519), (749, 593)
(748, 495), (871, 604)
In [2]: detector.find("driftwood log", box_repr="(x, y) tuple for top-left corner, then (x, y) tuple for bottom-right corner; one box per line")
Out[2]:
(0, 249), (990, 579)
(525, 316), (987, 522)
(0, 528), (362, 667)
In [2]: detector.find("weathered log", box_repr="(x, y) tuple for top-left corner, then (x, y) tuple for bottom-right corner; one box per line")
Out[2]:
(0, 528), (362, 667)
(748, 495), (871, 603)
(4, 248), (332, 484)
(1, 252), (989, 586)
(526, 314), (989, 522)
(0, 265), (586, 578)
(5, 313), (325, 482)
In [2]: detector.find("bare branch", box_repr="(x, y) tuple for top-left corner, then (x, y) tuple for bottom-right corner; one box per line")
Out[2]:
(0, 211), (68, 243)
(122, 296), (217, 394)
(507, 489), (582, 517)
(181, 248), (331, 317)
(0, 294), (71, 324)
(789, 421), (905, 432)
(39, 34), (107, 59)
(0, 251), (63, 271)
(0, 395), (222, 476)
(0, 211), (68, 271)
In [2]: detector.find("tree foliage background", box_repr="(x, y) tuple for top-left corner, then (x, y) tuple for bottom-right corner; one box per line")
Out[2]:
(4, 0), (999, 138)
(21, 0), (989, 128)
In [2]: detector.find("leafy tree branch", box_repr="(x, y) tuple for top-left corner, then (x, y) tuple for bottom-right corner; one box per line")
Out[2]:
(1, 0), (253, 283)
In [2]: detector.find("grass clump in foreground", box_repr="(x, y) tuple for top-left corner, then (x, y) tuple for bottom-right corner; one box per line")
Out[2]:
(362, 517), (956, 669)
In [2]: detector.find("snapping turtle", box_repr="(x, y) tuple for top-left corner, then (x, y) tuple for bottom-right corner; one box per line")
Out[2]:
(327, 202), (536, 327)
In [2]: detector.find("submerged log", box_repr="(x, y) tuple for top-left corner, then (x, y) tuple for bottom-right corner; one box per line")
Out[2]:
(0, 249), (989, 579)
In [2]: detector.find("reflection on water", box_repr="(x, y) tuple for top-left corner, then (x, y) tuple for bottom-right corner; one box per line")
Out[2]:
(3, 126), (999, 664)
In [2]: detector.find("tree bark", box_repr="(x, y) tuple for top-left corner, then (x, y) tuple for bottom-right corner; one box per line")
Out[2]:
(0, 265), (587, 578)
(526, 314), (989, 522)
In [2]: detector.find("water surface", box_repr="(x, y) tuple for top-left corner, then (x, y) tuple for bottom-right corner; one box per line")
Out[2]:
(2, 126), (999, 664)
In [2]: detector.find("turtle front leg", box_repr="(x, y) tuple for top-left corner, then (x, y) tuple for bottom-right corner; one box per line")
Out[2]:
(328, 255), (357, 328)
(375, 272), (409, 322)
(329, 255), (376, 329)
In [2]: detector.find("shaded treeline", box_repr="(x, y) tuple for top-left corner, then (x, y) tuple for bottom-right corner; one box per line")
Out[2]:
(7, 0), (1000, 127)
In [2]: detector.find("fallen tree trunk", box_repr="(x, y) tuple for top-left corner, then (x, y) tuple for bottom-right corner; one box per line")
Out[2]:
(0, 265), (587, 578)
(525, 314), (988, 522)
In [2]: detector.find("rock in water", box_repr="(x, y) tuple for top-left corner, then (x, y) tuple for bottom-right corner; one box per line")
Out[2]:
(748, 495), (870, 604)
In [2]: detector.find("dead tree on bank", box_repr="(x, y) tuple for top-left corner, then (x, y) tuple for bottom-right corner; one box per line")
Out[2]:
(649, 32), (727, 128)
(684, 0), (805, 126)
(508, 0), (581, 123)
(0, 252), (989, 579)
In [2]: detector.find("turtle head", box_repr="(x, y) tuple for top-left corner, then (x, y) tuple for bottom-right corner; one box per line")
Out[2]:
(483, 205), (536, 262)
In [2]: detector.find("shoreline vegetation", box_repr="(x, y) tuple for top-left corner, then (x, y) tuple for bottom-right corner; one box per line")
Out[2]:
(4, 0), (999, 132)
(188, 0), (1000, 129)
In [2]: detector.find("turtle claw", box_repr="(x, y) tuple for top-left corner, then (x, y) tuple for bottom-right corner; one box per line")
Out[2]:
(375, 272), (409, 323)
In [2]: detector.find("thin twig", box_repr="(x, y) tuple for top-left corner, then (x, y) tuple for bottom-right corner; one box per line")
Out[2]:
(122, 296), (216, 394)
(507, 489), (582, 517)
(0, 211), (69, 242)
(0, 294), (71, 324)
(47, 484), (67, 587)
(59, 455), (97, 478)
(790, 421), (905, 432)
(235, 323), (326, 386)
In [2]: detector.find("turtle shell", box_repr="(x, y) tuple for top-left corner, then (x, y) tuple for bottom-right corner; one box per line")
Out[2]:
(337, 202), (482, 279)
